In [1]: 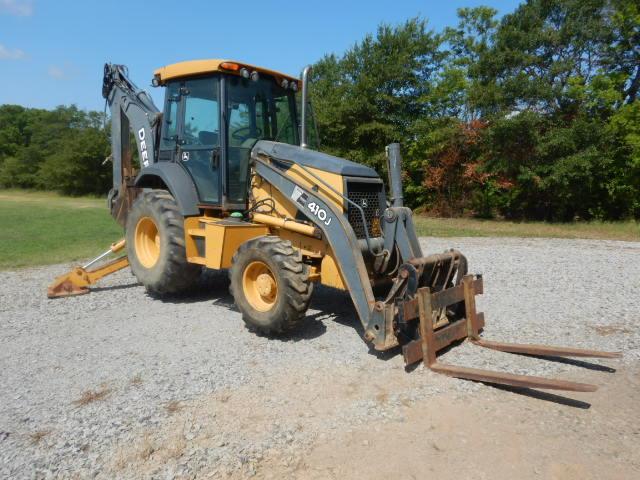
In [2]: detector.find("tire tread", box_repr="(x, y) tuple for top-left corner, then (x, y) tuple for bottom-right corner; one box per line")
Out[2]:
(229, 236), (313, 334)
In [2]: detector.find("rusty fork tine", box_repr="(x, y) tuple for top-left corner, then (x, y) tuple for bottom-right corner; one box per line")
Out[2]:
(404, 274), (619, 394)
(471, 338), (622, 359)
(430, 363), (598, 392)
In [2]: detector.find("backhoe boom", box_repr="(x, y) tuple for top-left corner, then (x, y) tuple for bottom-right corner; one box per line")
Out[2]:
(102, 63), (161, 225)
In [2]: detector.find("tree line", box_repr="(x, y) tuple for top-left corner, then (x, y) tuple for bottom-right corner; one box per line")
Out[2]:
(1, 0), (638, 220)
(312, 0), (639, 220)
(0, 105), (111, 195)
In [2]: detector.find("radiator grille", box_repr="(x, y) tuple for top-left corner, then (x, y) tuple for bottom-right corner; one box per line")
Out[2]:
(346, 182), (383, 239)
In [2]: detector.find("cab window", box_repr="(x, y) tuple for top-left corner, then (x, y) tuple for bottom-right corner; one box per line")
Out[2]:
(178, 76), (221, 204)
(226, 75), (298, 203)
(161, 82), (180, 150)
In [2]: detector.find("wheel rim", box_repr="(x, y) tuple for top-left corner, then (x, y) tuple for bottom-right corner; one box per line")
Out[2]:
(242, 261), (278, 312)
(134, 216), (160, 268)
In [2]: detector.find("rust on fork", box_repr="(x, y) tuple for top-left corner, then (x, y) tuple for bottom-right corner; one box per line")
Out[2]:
(401, 274), (620, 392)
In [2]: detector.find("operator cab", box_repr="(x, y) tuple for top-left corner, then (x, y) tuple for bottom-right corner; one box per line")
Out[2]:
(153, 59), (314, 211)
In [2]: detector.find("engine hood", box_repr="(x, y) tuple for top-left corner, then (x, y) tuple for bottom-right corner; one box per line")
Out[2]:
(252, 141), (379, 178)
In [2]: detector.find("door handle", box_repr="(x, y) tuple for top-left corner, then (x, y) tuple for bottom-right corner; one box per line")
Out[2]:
(210, 149), (220, 170)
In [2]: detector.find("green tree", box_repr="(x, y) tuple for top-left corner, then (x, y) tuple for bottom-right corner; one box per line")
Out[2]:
(0, 104), (110, 195)
(37, 127), (111, 195)
(311, 18), (444, 170)
(473, 0), (640, 219)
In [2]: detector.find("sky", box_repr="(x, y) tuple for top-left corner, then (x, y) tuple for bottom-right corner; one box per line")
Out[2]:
(0, 0), (521, 111)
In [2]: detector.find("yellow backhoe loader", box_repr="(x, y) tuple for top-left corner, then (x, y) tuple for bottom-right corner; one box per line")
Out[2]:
(48, 60), (620, 392)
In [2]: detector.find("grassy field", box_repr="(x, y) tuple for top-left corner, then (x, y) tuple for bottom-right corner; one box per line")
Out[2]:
(0, 189), (638, 269)
(0, 190), (122, 269)
(414, 216), (639, 241)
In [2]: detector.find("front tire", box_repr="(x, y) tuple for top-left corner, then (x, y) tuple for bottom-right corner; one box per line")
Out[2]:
(125, 190), (201, 295)
(229, 236), (313, 334)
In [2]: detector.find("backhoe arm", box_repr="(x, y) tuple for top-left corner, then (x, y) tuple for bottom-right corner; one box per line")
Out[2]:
(102, 63), (161, 226)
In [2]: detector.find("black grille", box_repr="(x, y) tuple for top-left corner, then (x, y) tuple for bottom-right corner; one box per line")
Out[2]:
(346, 181), (383, 239)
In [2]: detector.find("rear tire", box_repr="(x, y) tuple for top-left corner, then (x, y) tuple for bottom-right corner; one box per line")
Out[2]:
(229, 236), (313, 334)
(126, 190), (201, 295)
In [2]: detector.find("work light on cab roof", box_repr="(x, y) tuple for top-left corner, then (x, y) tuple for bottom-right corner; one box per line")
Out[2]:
(151, 59), (301, 92)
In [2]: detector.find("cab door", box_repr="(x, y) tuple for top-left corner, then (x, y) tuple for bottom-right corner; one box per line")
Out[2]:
(160, 76), (221, 205)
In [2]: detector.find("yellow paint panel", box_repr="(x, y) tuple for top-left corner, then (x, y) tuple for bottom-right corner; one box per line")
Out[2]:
(250, 164), (345, 229)
(184, 217), (203, 259)
(321, 252), (346, 290)
(286, 164), (345, 210)
(204, 221), (269, 270)
(277, 230), (327, 258)
(154, 59), (300, 87)
(251, 179), (298, 220)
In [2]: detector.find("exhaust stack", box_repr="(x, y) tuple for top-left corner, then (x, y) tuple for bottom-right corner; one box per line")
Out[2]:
(385, 143), (404, 207)
(300, 65), (312, 148)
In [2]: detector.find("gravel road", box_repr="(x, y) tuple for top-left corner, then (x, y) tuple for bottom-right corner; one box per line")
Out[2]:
(0, 237), (638, 479)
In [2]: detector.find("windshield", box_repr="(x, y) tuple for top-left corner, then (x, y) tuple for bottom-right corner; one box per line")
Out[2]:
(226, 75), (298, 147)
(226, 75), (299, 203)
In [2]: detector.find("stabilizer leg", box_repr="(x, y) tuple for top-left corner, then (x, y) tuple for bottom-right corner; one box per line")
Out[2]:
(47, 240), (129, 298)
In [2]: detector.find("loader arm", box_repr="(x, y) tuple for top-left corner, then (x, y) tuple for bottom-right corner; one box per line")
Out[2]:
(252, 154), (385, 339)
(252, 143), (620, 393)
(102, 63), (162, 226)
(251, 142), (462, 350)
(252, 144), (473, 350)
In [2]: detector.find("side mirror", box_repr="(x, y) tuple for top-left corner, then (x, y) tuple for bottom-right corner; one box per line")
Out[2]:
(300, 65), (312, 148)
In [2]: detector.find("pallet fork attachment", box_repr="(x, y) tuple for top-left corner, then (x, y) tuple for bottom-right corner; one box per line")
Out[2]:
(402, 275), (621, 392)
(47, 240), (129, 298)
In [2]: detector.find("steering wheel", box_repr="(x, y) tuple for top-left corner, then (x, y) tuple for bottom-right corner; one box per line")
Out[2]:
(232, 126), (262, 142)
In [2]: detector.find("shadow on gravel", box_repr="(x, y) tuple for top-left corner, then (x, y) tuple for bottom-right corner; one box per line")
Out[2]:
(483, 383), (592, 409)
(91, 282), (139, 293)
(521, 354), (617, 373)
(308, 285), (403, 361)
(310, 285), (358, 325)
(144, 273), (404, 359)
(153, 271), (234, 305)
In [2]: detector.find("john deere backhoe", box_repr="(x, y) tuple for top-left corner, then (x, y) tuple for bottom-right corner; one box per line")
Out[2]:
(49, 60), (620, 391)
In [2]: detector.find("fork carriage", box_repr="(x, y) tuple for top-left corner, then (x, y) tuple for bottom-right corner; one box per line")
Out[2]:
(397, 271), (620, 391)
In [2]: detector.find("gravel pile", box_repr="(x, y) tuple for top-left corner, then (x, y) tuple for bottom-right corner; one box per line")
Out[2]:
(0, 237), (637, 478)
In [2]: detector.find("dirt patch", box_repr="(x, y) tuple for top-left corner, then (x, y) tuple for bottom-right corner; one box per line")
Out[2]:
(105, 363), (639, 479)
(129, 374), (143, 386)
(164, 401), (183, 415)
(29, 430), (51, 445)
(251, 368), (640, 480)
(72, 386), (112, 407)
(590, 324), (633, 336)
(0, 192), (104, 209)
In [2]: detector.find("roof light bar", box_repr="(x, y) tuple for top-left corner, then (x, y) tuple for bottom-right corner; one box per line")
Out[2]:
(220, 62), (241, 71)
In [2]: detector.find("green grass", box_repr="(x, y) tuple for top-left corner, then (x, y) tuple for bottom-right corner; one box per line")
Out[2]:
(414, 216), (639, 241)
(0, 189), (123, 269)
(0, 189), (638, 270)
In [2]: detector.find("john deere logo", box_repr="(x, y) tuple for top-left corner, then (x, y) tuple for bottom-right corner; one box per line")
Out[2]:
(361, 198), (368, 208)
